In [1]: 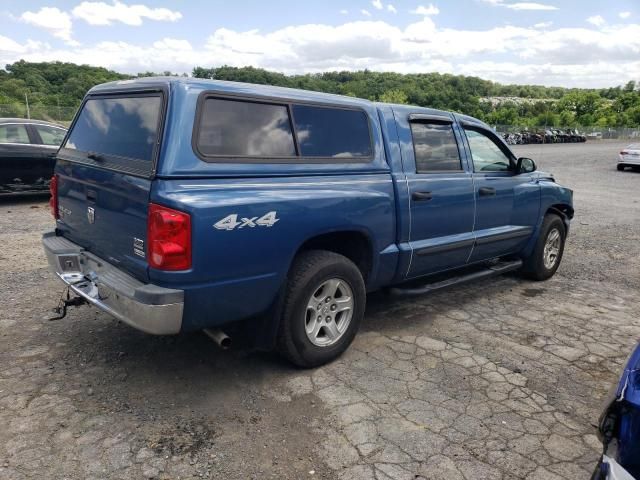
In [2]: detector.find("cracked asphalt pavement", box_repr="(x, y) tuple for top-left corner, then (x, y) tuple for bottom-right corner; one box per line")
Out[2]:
(1, 141), (639, 479)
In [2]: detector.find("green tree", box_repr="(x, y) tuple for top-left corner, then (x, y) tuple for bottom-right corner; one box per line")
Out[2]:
(379, 89), (408, 104)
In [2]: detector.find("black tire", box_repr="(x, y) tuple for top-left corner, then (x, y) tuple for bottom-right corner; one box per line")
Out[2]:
(521, 214), (566, 281)
(277, 250), (366, 368)
(617, 164), (626, 171)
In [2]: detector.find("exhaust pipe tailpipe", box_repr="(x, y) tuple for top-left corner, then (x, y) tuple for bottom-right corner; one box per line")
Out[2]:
(204, 328), (232, 350)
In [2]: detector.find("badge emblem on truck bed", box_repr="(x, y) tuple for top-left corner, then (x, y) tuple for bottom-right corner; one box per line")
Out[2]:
(213, 211), (279, 231)
(87, 206), (95, 224)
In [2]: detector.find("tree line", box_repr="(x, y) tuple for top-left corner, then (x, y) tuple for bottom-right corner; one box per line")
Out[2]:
(1, 60), (639, 127)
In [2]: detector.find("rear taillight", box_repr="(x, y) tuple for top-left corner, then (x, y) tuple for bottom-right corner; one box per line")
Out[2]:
(147, 203), (191, 271)
(49, 175), (58, 220)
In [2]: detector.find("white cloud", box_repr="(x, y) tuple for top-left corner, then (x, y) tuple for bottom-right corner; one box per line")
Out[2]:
(361, 9), (372, 17)
(410, 4), (440, 15)
(72, 1), (182, 26)
(372, 0), (383, 10)
(619, 11), (631, 19)
(2, 15), (640, 89)
(533, 21), (553, 28)
(0, 35), (30, 53)
(152, 38), (192, 51)
(339, 9), (349, 15)
(481, 0), (558, 11)
(387, 4), (397, 13)
(587, 15), (606, 27)
(20, 7), (78, 45)
(505, 2), (558, 10)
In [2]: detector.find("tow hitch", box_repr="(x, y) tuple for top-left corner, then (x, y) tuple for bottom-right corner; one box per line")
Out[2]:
(47, 286), (88, 321)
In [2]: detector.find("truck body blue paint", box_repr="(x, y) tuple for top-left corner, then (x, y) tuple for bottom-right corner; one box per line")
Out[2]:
(46, 77), (573, 337)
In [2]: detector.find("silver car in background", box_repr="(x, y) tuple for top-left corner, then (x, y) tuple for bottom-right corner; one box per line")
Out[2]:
(618, 144), (640, 171)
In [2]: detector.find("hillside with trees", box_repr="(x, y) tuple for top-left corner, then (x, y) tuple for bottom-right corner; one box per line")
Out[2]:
(1, 60), (639, 128)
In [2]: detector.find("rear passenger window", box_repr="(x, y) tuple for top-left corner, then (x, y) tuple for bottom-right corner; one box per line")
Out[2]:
(197, 98), (296, 157)
(291, 105), (372, 158)
(410, 122), (462, 172)
(0, 124), (30, 144)
(34, 125), (66, 146)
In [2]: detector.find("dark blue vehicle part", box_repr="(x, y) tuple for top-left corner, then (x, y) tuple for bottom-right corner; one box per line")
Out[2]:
(392, 105), (475, 278)
(458, 123), (541, 263)
(149, 174), (397, 331)
(598, 342), (640, 478)
(55, 159), (152, 281)
(161, 81), (387, 175)
(49, 77), (574, 340)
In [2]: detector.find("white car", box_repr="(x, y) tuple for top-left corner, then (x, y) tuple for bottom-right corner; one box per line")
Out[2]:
(618, 144), (640, 171)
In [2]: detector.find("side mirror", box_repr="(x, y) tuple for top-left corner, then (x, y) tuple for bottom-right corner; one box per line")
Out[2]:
(516, 157), (536, 174)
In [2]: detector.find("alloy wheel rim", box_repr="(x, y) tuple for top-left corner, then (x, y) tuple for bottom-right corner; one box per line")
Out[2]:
(543, 228), (561, 270)
(304, 278), (354, 347)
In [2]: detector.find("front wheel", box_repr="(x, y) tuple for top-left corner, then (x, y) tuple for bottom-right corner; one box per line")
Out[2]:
(521, 214), (566, 281)
(617, 164), (626, 171)
(277, 250), (366, 368)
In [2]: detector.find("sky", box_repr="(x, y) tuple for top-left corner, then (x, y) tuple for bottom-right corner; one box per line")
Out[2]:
(0, 0), (638, 88)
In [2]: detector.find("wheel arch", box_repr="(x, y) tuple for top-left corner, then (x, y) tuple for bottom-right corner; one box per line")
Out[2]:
(292, 229), (375, 285)
(546, 203), (574, 230)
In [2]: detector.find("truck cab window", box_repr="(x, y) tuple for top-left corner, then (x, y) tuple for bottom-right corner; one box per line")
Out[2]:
(464, 129), (512, 173)
(410, 122), (462, 172)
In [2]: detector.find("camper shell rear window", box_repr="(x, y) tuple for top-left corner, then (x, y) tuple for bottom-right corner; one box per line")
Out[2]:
(60, 91), (165, 176)
(193, 93), (373, 163)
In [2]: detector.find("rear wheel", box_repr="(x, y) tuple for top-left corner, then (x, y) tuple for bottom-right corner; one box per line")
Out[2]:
(617, 164), (626, 171)
(277, 250), (365, 368)
(521, 214), (566, 281)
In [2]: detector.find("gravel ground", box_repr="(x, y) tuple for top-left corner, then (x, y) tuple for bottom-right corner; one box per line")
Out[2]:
(0, 141), (639, 480)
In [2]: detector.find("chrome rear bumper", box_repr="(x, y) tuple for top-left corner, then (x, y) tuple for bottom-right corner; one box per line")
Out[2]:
(42, 231), (183, 334)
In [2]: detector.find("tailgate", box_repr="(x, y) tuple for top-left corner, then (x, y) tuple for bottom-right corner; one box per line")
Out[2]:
(54, 91), (166, 282)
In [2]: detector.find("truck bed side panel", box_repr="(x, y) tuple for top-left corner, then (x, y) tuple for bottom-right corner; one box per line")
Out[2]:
(149, 174), (397, 331)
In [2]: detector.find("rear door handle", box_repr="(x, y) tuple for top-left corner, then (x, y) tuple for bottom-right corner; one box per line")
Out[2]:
(412, 191), (433, 201)
(86, 189), (97, 202)
(478, 187), (496, 197)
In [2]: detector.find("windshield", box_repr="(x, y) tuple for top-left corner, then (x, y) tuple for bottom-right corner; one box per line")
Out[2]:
(65, 94), (162, 162)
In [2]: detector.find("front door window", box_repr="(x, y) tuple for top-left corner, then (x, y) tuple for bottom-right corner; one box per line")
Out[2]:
(464, 129), (512, 173)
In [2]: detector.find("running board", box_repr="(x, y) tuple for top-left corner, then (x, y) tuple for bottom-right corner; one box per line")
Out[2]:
(389, 259), (523, 297)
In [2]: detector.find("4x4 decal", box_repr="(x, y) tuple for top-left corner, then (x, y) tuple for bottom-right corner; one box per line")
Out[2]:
(213, 211), (279, 231)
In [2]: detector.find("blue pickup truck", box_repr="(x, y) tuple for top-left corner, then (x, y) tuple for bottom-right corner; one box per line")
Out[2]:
(43, 77), (573, 367)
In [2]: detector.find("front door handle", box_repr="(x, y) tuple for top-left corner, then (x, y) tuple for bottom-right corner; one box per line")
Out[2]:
(412, 191), (433, 201)
(478, 187), (496, 197)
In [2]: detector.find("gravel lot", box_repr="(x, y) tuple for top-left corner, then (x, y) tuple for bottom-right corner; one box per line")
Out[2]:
(1, 141), (639, 480)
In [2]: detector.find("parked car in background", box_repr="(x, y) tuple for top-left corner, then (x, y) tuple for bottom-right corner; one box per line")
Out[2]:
(544, 129), (556, 143)
(42, 77), (573, 367)
(618, 144), (640, 171)
(0, 118), (67, 194)
(587, 132), (603, 140)
(566, 129), (587, 143)
(593, 341), (640, 479)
